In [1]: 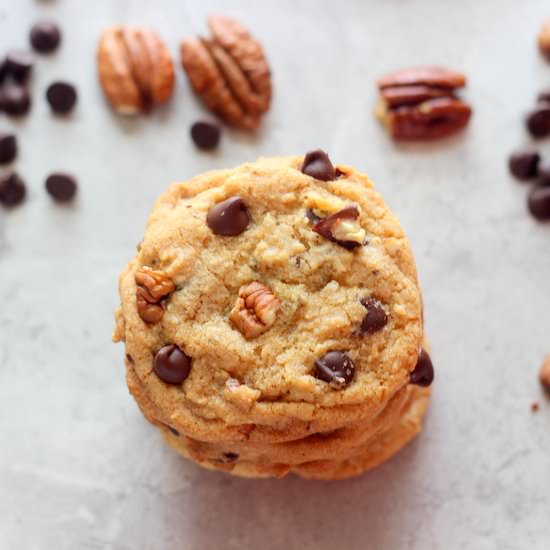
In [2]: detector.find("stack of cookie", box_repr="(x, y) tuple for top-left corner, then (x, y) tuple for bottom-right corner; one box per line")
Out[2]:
(114, 152), (433, 479)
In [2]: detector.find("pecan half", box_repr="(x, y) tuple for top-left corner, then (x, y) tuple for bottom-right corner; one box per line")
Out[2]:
(311, 205), (366, 250)
(97, 27), (175, 114)
(180, 15), (271, 129)
(381, 96), (472, 141)
(377, 66), (466, 90)
(229, 281), (280, 339)
(135, 266), (175, 323)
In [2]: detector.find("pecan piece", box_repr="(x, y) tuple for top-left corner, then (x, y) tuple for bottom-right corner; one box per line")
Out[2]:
(380, 84), (455, 108)
(377, 66), (466, 90)
(97, 26), (175, 114)
(229, 281), (280, 339)
(180, 15), (271, 129)
(134, 266), (175, 323)
(381, 97), (472, 141)
(310, 205), (366, 250)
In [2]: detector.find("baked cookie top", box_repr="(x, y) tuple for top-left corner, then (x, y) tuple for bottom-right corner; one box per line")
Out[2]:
(114, 152), (424, 439)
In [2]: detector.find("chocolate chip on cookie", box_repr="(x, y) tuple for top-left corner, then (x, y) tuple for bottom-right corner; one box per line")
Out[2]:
(311, 205), (366, 249)
(301, 150), (336, 181)
(360, 297), (388, 334)
(410, 349), (434, 387)
(153, 344), (192, 385)
(207, 196), (250, 235)
(314, 351), (356, 387)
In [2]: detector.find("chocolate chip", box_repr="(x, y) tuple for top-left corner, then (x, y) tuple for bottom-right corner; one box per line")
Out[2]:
(528, 185), (550, 221)
(305, 208), (321, 223)
(45, 173), (77, 202)
(221, 452), (239, 463)
(5, 50), (33, 83)
(537, 159), (550, 186)
(30, 21), (61, 53)
(410, 348), (434, 387)
(314, 351), (355, 387)
(0, 134), (17, 164)
(312, 205), (364, 249)
(46, 81), (77, 114)
(190, 121), (221, 150)
(3, 85), (31, 116)
(153, 344), (192, 385)
(166, 425), (180, 436)
(360, 297), (388, 334)
(526, 106), (550, 138)
(207, 196), (250, 236)
(301, 150), (336, 181)
(0, 172), (26, 207)
(508, 149), (540, 181)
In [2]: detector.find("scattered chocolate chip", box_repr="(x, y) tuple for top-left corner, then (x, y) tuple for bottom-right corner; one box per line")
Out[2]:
(166, 425), (180, 436)
(539, 355), (550, 395)
(508, 149), (540, 181)
(45, 173), (77, 202)
(0, 134), (17, 164)
(190, 120), (221, 150)
(360, 297), (388, 334)
(207, 196), (250, 236)
(46, 81), (77, 114)
(531, 402), (540, 413)
(3, 85), (31, 116)
(0, 172), (26, 207)
(537, 159), (550, 186)
(153, 344), (192, 385)
(30, 20), (61, 53)
(314, 351), (356, 387)
(528, 185), (550, 221)
(305, 208), (321, 223)
(526, 106), (550, 138)
(312, 205), (364, 249)
(410, 348), (434, 387)
(301, 150), (336, 181)
(5, 50), (33, 83)
(221, 452), (239, 463)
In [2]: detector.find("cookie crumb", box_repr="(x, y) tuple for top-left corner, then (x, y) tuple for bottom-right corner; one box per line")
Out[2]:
(531, 401), (540, 413)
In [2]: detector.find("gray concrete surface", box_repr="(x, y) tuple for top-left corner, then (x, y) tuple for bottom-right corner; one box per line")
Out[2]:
(1, 0), (549, 548)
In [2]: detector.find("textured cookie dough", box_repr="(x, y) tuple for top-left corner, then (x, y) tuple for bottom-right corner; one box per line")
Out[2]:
(114, 154), (432, 479)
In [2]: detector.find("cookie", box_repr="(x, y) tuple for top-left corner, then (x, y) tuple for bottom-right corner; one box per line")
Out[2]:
(114, 152), (432, 479)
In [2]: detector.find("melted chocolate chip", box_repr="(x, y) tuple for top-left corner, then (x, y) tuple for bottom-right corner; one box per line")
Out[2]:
(360, 297), (388, 334)
(221, 452), (239, 463)
(301, 150), (336, 181)
(207, 196), (250, 236)
(190, 120), (221, 150)
(30, 21), (61, 53)
(314, 351), (355, 387)
(0, 172), (26, 207)
(312, 205), (363, 250)
(508, 149), (540, 181)
(410, 349), (434, 387)
(153, 344), (192, 385)
(0, 134), (17, 164)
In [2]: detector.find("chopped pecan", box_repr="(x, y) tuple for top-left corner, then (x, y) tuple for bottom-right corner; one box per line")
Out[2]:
(180, 15), (271, 129)
(97, 26), (175, 114)
(381, 96), (472, 141)
(377, 66), (466, 90)
(229, 281), (280, 338)
(135, 266), (175, 323)
(311, 205), (366, 250)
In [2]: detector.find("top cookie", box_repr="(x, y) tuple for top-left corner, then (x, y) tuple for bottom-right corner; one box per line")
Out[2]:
(114, 152), (423, 442)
